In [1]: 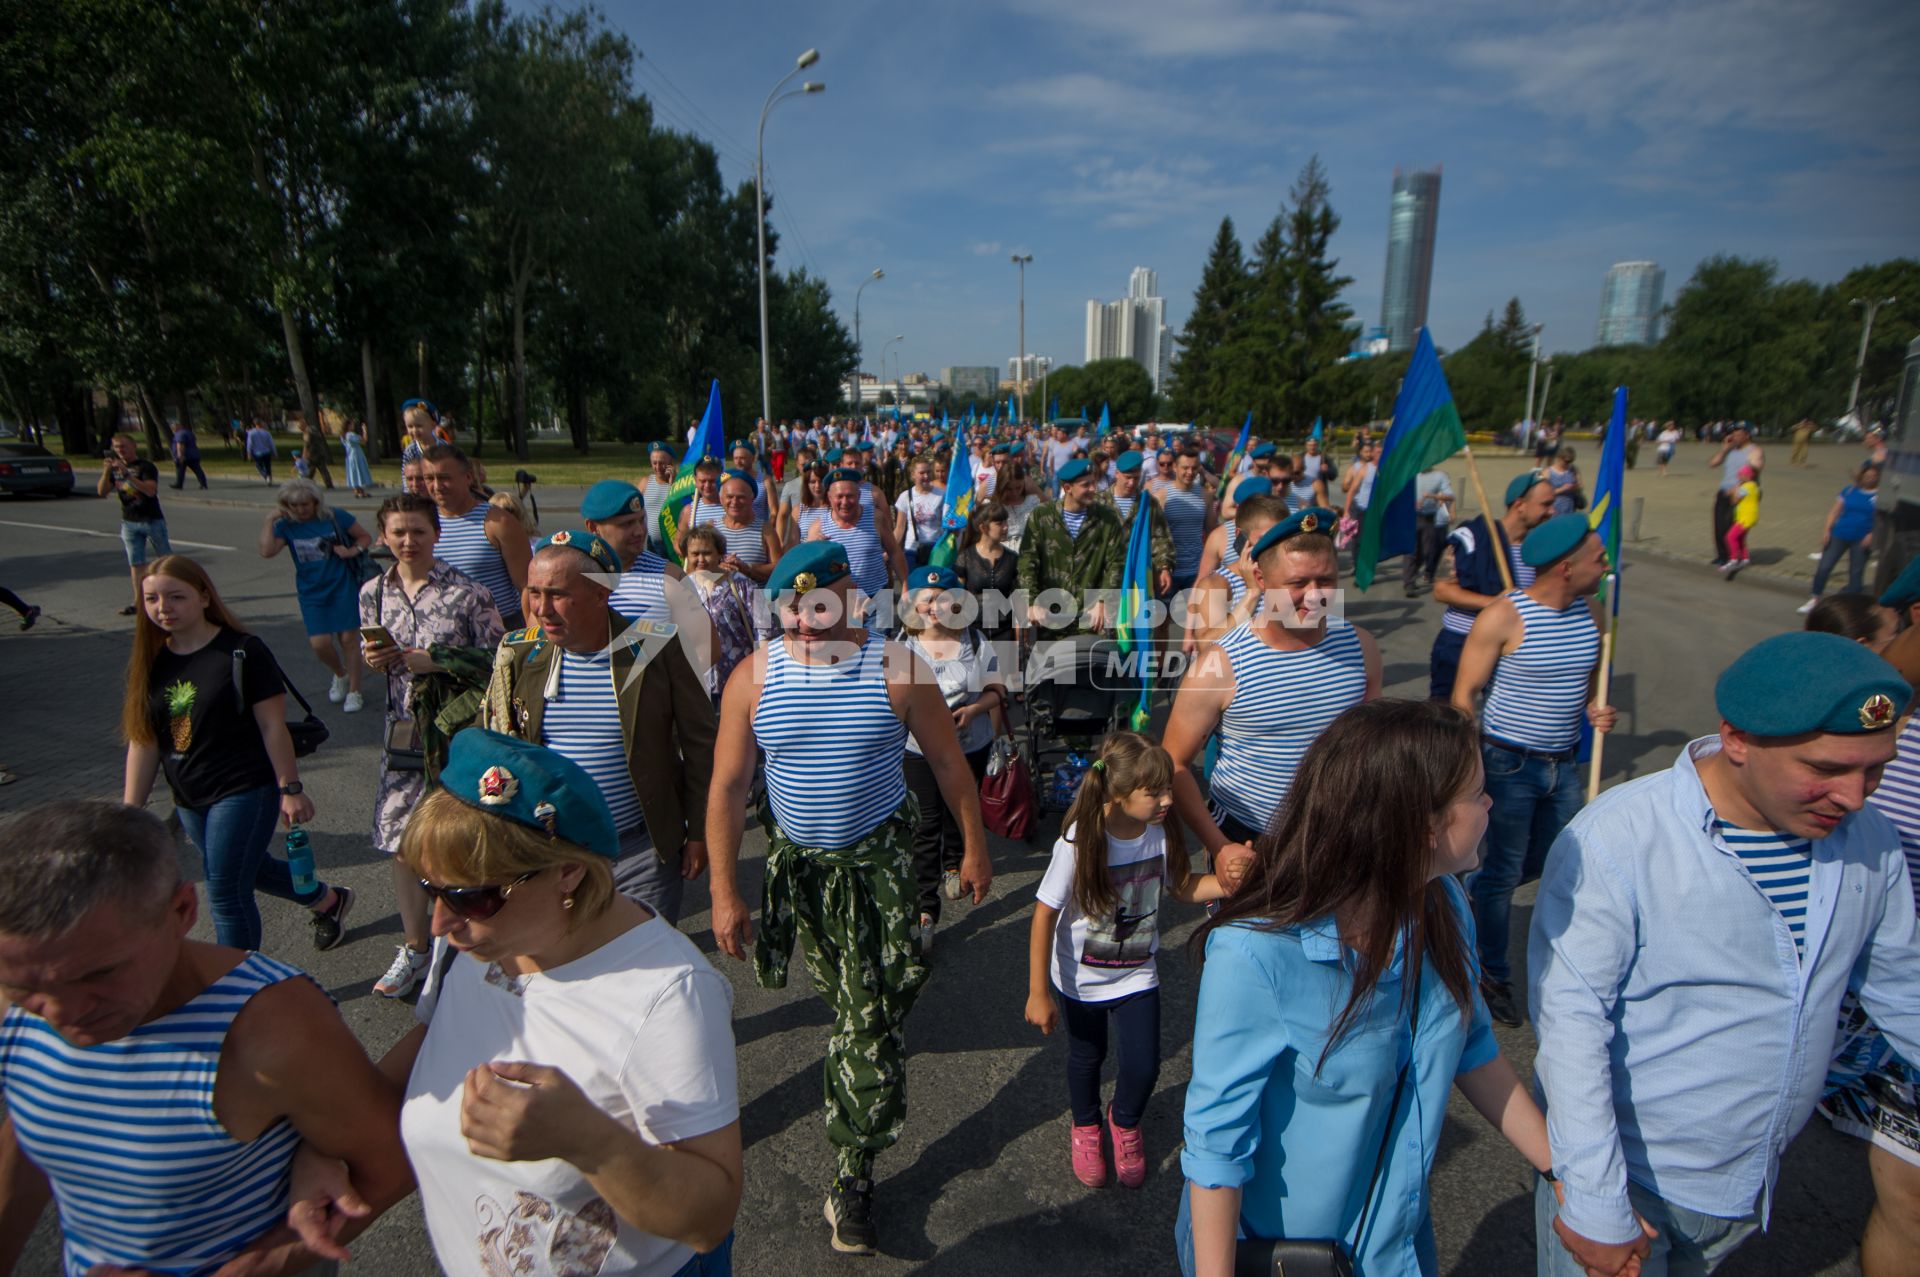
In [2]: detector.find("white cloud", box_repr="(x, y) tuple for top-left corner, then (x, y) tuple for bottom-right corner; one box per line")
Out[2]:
(969, 240), (1004, 256)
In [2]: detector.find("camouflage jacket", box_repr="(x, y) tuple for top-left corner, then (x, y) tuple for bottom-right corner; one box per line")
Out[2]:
(1016, 500), (1126, 605)
(1095, 488), (1175, 572)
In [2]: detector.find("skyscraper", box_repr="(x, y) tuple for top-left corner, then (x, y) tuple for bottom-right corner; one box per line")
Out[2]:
(1086, 268), (1170, 393)
(1595, 261), (1665, 347)
(1380, 166), (1442, 353)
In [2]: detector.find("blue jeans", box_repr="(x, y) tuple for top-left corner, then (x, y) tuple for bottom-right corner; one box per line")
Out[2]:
(1534, 1175), (1759, 1276)
(1470, 740), (1583, 985)
(119, 519), (172, 566)
(1809, 536), (1868, 597)
(669, 1232), (733, 1276)
(176, 784), (328, 950)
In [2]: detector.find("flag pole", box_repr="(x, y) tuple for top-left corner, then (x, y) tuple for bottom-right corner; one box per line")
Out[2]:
(1587, 570), (1622, 800)
(1461, 444), (1515, 593)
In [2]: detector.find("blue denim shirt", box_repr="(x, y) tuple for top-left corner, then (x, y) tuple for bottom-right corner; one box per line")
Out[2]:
(1529, 737), (1920, 1245)
(1181, 878), (1498, 1276)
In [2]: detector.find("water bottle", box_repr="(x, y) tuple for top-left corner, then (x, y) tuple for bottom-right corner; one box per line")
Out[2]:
(1051, 763), (1077, 809)
(286, 826), (316, 897)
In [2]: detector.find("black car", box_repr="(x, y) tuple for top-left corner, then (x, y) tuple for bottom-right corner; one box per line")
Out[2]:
(0, 441), (76, 496)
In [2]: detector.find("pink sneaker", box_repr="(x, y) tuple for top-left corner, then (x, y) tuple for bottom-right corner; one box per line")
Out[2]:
(1070, 1122), (1108, 1187)
(1107, 1105), (1146, 1188)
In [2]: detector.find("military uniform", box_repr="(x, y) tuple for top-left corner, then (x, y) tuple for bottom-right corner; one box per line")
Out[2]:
(1016, 499), (1126, 632)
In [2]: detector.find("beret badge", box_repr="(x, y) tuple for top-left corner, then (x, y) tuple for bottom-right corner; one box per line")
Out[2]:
(792, 572), (817, 594)
(532, 800), (558, 834)
(477, 765), (518, 805)
(1300, 513), (1319, 532)
(549, 530), (573, 545)
(1859, 694), (1896, 730)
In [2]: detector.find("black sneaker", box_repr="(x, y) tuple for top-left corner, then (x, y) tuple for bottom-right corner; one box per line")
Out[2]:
(310, 885), (355, 952)
(824, 1175), (878, 1255)
(1481, 978), (1522, 1027)
(20, 606), (39, 631)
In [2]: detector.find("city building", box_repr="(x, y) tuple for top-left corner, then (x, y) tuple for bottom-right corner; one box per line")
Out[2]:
(1085, 267), (1171, 394)
(1595, 261), (1665, 347)
(1380, 166), (1442, 353)
(1005, 355), (1048, 384)
(944, 366), (998, 400)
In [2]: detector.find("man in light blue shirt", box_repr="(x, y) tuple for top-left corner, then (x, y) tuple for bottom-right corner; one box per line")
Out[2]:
(1531, 631), (1920, 1276)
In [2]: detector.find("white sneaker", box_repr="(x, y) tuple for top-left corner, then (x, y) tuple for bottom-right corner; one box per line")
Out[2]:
(941, 869), (964, 901)
(1797, 598), (1818, 615)
(918, 913), (935, 957)
(374, 945), (431, 998)
(342, 691), (364, 713)
(328, 674), (349, 704)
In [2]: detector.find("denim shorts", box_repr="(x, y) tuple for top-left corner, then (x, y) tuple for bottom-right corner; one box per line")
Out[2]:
(120, 519), (172, 566)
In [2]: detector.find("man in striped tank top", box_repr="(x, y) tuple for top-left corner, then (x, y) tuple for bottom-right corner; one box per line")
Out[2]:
(1530, 633), (1920, 1277)
(640, 439), (678, 554)
(421, 443), (531, 629)
(705, 542), (991, 1255)
(580, 480), (720, 664)
(1450, 512), (1611, 1025)
(807, 468), (907, 629)
(480, 531), (717, 926)
(1430, 471), (1555, 701)
(714, 470), (778, 584)
(0, 802), (411, 1276)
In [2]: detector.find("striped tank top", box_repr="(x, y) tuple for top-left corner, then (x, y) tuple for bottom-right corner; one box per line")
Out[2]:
(643, 476), (674, 545)
(542, 647), (644, 832)
(820, 507), (888, 598)
(795, 504), (830, 538)
(1220, 516), (1240, 568)
(1209, 620), (1368, 832)
(754, 632), (907, 847)
(1868, 714), (1920, 915)
(0, 953), (308, 1277)
(1480, 590), (1600, 752)
(1161, 483), (1207, 575)
(1441, 534), (1535, 636)
(1111, 493), (1138, 521)
(1214, 566), (1248, 611)
(718, 515), (769, 566)
(435, 504), (517, 618)
(607, 550), (670, 621)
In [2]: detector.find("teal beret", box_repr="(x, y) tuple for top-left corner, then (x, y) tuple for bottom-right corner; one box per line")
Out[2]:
(580, 479), (645, 521)
(730, 439), (756, 455)
(647, 439), (675, 457)
(1250, 506), (1340, 559)
(1250, 442), (1278, 459)
(768, 540), (852, 595)
(1879, 556), (1920, 610)
(990, 442), (1010, 455)
(825, 467), (863, 487)
(1505, 470), (1545, 506)
(1057, 458), (1091, 483)
(536, 528), (622, 575)
(1115, 450), (1143, 474)
(907, 564), (960, 592)
(1715, 632), (1907, 737)
(440, 728), (619, 858)
(722, 467), (759, 496)
(1521, 512), (1594, 568)
(824, 448), (846, 463)
(1234, 477), (1274, 500)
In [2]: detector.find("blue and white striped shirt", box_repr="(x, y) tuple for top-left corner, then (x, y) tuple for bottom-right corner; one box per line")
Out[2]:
(435, 504), (518, 619)
(1220, 516), (1240, 568)
(542, 647), (645, 833)
(755, 632), (906, 847)
(1869, 714), (1920, 916)
(820, 507), (889, 600)
(1210, 620), (1368, 833)
(1110, 494), (1138, 522)
(1715, 821), (1814, 958)
(1162, 483), (1207, 575)
(1061, 508), (1089, 539)
(718, 515), (769, 566)
(1480, 590), (1598, 752)
(0, 953), (308, 1277)
(607, 549), (671, 622)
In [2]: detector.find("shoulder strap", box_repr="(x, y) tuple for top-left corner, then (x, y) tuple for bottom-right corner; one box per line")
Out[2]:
(1350, 961), (1424, 1257)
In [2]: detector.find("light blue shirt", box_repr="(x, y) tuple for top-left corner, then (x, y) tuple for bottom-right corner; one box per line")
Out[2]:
(1529, 737), (1920, 1245)
(1181, 877), (1498, 1276)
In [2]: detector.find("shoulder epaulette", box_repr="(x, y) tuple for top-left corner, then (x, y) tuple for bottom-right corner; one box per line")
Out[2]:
(503, 626), (544, 644)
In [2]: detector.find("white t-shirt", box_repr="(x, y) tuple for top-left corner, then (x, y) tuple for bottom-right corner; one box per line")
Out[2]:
(1036, 823), (1169, 1002)
(403, 918), (739, 1277)
(1046, 438), (1079, 475)
(895, 487), (944, 549)
(904, 632), (1001, 755)
(972, 461), (998, 497)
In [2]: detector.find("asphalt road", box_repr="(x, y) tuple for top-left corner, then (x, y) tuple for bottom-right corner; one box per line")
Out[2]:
(0, 489), (1872, 1276)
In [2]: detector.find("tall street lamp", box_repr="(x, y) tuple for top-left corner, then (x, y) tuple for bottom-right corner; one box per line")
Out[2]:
(1522, 324), (1545, 427)
(850, 268), (883, 414)
(881, 334), (904, 410)
(1847, 295), (1898, 426)
(1011, 254), (1033, 419)
(757, 49), (824, 429)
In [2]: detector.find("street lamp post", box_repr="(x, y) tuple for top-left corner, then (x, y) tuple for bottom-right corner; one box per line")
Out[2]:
(1011, 254), (1032, 419)
(1847, 295), (1898, 426)
(1522, 324), (1545, 427)
(881, 334), (903, 413)
(756, 49), (824, 429)
(850, 267), (883, 414)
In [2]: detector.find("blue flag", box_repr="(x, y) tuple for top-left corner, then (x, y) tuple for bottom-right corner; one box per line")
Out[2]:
(1049, 397), (1059, 422)
(928, 439), (975, 569)
(1354, 329), (1467, 590)
(1589, 386), (1628, 568)
(1096, 404), (1112, 437)
(1115, 486), (1156, 731)
(657, 379), (724, 564)
(1216, 411), (1252, 499)
(1310, 416), (1324, 443)
(990, 401), (1000, 429)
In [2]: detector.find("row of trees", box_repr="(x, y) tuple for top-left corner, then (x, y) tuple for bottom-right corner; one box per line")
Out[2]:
(0, 0), (856, 460)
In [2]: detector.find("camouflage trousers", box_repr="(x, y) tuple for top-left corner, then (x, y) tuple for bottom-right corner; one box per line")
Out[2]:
(754, 798), (927, 1181)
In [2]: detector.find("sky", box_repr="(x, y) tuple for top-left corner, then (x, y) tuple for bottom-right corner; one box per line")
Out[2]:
(589, 0), (1919, 385)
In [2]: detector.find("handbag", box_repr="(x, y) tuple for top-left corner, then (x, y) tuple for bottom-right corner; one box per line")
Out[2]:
(233, 645), (329, 758)
(383, 717), (426, 773)
(979, 733), (1035, 841)
(1233, 967), (1424, 1277)
(329, 508), (380, 585)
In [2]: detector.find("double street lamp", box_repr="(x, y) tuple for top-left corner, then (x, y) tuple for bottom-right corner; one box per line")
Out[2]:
(850, 268), (883, 414)
(757, 49), (824, 428)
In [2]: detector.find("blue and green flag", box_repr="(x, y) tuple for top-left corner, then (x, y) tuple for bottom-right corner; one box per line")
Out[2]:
(1096, 404), (1112, 437)
(657, 379), (723, 565)
(1354, 329), (1467, 590)
(1588, 385), (1628, 568)
(1217, 411), (1252, 500)
(927, 439), (975, 569)
(1115, 491), (1156, 731)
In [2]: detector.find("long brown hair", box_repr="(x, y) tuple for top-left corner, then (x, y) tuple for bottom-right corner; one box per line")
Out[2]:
(121, 556), (249, 745)
(960, 499), (1008, 553)
(1060, 731), (1188, 918)
(1194, 698), (1480, 1068)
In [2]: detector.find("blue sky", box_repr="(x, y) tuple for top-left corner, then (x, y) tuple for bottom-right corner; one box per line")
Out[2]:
(594, 0), (1919, 385)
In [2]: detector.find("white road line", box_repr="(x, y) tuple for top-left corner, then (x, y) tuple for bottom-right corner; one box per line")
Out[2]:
(0, 518), (234, 551)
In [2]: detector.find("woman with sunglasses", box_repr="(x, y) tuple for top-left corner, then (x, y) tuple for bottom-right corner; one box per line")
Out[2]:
(297, 728), (741, 1275)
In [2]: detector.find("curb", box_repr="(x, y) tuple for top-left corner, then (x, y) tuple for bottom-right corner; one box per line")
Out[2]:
(1623, 541), (1809, 597)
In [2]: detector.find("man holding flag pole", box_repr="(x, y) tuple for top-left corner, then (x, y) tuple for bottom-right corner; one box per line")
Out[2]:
(1585, 386), (1630, 801)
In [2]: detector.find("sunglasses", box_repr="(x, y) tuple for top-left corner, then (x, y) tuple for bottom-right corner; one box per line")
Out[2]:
(418, 869), (540, 920)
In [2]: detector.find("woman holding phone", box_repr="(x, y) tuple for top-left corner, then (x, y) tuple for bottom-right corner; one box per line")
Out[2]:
(358, 492), (504, 998)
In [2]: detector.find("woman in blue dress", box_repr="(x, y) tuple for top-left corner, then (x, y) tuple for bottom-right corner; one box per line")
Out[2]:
(342, 422), (374, 496)
(258, 478), (373, 713)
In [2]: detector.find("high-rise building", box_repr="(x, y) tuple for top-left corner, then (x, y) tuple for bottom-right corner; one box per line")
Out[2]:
(1595, 261), (1665, 347)
(1085, 267), (1170, 394)
(1005, 355), (1048, 383)
(1380, 166), (1442, 352)
(944, 366), (998, 399)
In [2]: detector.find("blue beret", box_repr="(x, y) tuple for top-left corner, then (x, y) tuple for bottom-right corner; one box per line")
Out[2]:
(824, 448), (846, 463)
(768, 540), (852, 595)
(907, 564), (961, 592)
(1237, 475), (1276, 501)
(1715, 632), (1907, 737)
(1521, 512), (1594, 568)
(1008, 441), (1026, 456)
(825, 467), (863, 487)
(1057, 458), (1091, 483)
(1250, 506), (1340, 559)
(1250, 442), (1278, 459)
(647, 439), (674, 456)
(731, 439), (756, 455)
(1879, 556), (1920, 610)
(580, 479), (646, 521)
(536, 528), (622, 575)
(1505, 470), (1545, 507)
(440, 728), (619, 858)
(722, 467), (759, 496)
(849, 439), (874, 452)
(990, 442), (1010, 455)
(1115, 450), (1143, 474)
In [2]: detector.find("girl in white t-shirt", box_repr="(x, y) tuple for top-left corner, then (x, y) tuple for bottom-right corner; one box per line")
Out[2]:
(1023, 732), (1239, 1190)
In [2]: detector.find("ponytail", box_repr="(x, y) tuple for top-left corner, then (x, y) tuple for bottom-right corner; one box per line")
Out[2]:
(1061, 731), (1178, 919)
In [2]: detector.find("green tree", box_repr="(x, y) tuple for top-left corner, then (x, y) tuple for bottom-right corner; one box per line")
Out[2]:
(1169, 218), (1244, 423)
(1273, 156), (1360, 431)
(770, 268), (857, 419)
(1078, 358), (1155, 427)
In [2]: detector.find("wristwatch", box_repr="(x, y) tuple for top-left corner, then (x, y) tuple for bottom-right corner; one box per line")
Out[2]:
(279, 781), (304, 796)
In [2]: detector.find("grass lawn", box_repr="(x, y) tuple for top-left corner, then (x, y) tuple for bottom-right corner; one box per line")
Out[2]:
(192, 435), (661, 487)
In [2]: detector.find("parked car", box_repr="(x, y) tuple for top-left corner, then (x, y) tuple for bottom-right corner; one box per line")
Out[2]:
(0, 441), (76, 496)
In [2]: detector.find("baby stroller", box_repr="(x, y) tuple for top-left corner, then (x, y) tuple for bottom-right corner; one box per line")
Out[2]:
(1020, 633), (1129, 825)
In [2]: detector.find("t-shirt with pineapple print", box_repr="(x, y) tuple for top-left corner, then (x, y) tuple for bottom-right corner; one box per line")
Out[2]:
(148, 628), (286, 807)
